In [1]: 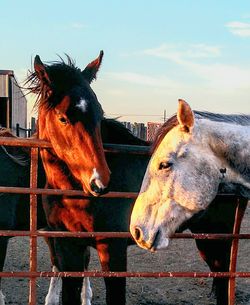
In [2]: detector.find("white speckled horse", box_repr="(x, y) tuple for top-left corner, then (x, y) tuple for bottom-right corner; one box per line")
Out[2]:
(130, 99), (250, 251)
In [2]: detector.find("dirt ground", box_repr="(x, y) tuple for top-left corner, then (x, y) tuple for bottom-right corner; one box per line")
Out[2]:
(2, 205), (250, 305)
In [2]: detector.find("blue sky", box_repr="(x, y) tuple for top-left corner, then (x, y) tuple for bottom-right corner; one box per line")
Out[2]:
(1, 0), (250, 123)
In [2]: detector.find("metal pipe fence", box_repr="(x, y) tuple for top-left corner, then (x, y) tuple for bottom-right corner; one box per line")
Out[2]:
(0, 136), (249, 305)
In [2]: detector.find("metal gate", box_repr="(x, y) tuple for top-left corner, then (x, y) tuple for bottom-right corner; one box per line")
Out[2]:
(0, 137), (249, 305)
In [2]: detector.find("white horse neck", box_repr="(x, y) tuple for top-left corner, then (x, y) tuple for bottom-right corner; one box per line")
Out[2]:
(199, 119), (250, 197)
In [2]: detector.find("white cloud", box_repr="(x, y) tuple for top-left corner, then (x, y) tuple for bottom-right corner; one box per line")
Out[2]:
(143, 43), (221, 61)
(102, 43), (250, 117)
(186, 62), (250, 88)
(104, 71), (185, 89)
(142, 44), (250, 89)
(226, 21), (250, 37)
(106, 41), (250, 92)
(71, 22), (86, 29)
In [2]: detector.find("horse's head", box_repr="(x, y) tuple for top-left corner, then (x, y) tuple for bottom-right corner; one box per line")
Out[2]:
(29, 51), (110, 196)
(130, 100), (223, 251)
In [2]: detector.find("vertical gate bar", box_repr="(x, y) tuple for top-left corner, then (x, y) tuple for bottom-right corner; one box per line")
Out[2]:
(228, 197), (248, 305)
(29, 147), (39, 305)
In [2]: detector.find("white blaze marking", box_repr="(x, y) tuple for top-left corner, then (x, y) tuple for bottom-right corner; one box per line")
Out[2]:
(81, 277), (92, 305)
(76, 98), (88, 113)
(90, 168), (105, 189)
(0, 290), (5, 305)
(44, 266), (62, 305)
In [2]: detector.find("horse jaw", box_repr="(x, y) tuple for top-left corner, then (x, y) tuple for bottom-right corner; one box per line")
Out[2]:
(150, 202), (193, 251)
(130, 194), (193, 251)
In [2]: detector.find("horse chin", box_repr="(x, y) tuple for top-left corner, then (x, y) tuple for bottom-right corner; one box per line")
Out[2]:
(81, 183), (95, 197)
(83, 185), (108, 197)
(135, 228), (170, 252)
(83, 186), (101, 197)
(150, 230), (170, 252)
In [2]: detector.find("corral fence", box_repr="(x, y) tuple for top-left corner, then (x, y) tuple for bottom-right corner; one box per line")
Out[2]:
(15, 123), (34, 138)
(0, 137), (249, 305)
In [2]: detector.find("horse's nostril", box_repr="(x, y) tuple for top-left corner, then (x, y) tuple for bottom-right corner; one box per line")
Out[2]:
(90, 179), (107, 195)
(134, 227), (142, 241)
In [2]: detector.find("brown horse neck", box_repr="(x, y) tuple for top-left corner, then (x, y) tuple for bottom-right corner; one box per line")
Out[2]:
(40, 148), (76, 190)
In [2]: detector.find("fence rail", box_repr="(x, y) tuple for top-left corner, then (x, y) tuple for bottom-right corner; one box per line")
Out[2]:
(0, 271), (250, 279)
(0, 136), (249, 305)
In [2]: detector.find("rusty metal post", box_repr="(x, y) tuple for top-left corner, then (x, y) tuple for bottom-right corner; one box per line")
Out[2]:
(29, 147), (39, 305)
(228, 197), (248, 305)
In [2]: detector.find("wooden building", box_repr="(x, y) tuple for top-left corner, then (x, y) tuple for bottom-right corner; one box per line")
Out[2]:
(0, 70), (27, 137)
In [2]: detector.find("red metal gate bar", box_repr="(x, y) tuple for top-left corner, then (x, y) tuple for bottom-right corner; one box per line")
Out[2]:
(0, 186), (243, 199)
(29, 147), (39, 305)
(0, 137), (151, 155)
(0, 186), (138, 199)
(0, 230), (250, 239)
(0, 137), (51, 148)
(0, 271), (250, 278)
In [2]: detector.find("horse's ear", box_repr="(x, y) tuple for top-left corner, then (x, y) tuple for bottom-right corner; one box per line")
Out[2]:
(34, 55), (51, 86)
(177, 99), (194, 132)
(82, 50), (104, 83)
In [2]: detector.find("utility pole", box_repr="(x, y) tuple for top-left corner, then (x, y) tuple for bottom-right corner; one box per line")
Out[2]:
(163, 109), (166, 122)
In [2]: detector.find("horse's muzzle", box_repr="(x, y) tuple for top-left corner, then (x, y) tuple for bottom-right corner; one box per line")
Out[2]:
(90, 179), (109, 196)
(130, 225), (169, 251)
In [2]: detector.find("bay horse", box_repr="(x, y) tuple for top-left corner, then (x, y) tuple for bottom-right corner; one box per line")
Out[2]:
(0, 52), (112, 305)
(130, 99), (250, 304)
(24, 53), (149, 305)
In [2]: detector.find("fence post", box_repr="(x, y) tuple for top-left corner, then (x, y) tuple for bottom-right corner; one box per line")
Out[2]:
(16, 123), (19, 137)
(228, 197), (248, 305)
(29, 147), (39, 305)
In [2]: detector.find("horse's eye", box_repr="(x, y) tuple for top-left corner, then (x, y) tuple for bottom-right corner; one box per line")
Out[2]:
(159, 161), (172, 170)
(59, 117), (68, 125)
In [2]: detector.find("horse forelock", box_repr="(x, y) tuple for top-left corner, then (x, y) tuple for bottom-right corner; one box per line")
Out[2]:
(151, 115), (179, 153)
(25, 55), (84, 110)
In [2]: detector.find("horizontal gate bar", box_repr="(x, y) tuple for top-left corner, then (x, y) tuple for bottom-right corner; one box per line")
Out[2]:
(0, 137), (51, 148)
(0, 230), (131, 238)
(0, 271), (249, 278)
(0, 186), (243, 199)
(0, 230), (250, 239)
(0, 137), (150, 154)
(0, 186), (138, 198)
